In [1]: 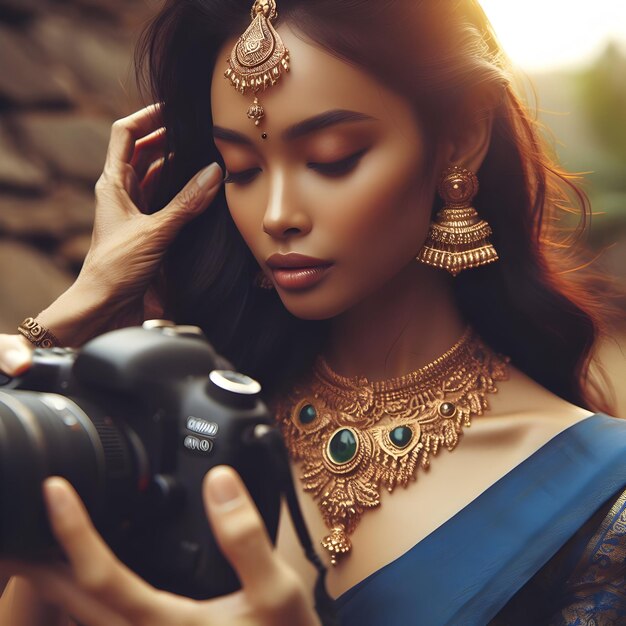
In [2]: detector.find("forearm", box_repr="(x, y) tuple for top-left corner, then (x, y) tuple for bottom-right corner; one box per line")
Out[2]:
(0, 577), (69, 626)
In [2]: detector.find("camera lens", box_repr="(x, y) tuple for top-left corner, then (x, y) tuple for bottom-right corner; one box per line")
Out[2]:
(0, 390), (143, 556)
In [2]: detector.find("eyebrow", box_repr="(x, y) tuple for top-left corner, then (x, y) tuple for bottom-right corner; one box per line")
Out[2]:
(212, 109), (377, 146)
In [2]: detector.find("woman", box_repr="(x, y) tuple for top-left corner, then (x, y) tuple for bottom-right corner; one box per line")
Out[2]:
(0, 0), (625, 624)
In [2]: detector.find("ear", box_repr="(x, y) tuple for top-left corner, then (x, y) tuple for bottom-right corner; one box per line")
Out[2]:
(440, 107), (494, 174)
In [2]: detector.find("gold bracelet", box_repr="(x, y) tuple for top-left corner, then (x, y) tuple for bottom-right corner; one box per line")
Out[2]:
(17, 317), (60, 348)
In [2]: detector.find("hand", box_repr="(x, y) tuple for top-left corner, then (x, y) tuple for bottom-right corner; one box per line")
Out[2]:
(10, 467), (321, 626)
(76, 103), (224, 328)
(10, 104), (224, 348)
(0, 334), (33, 377)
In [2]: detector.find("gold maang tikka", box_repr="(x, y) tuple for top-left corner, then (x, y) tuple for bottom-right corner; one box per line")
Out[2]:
(274, 328), (509, 565)
(224, 0), (290, 126)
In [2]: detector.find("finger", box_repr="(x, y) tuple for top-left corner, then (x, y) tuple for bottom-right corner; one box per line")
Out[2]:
(131, 128), (167, 180)
(1, 574), (85, 626)
(140, 156), (167, 209)
(42, 477), (158, 620)
(0, 335), (33, 376)
(122, 165), (147, 213)
(203, 466), (280, 597)
(154, 162), (223, 230)
(114, 153), (167, 215)
(105, 104), (163, 175)
(139, 151), (175, 208)
(204, 469), (313, 623)
(17, 568), (132, 626)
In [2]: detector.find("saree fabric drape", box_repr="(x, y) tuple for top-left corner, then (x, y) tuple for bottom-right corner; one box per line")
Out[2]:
(334, 414), (626, 625)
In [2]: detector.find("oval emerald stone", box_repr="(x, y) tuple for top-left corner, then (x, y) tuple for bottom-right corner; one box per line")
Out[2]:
(299, 404), (317, 425)
(328, 429), (357, 464)
(390, 426), (413, 449)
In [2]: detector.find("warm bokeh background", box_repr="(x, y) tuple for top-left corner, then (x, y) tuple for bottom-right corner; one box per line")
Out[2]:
(0, 0), (624, 412)
(0, 0), (152, 327)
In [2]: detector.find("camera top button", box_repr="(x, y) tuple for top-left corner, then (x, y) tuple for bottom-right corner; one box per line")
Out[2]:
(209, 370), (261, 395)
(142, 319), (176, 330)
(172, 325), (205, 338)
(206, 370), (262, 408)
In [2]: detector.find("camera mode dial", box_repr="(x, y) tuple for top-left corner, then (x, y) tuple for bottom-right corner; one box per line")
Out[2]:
(207, 370), (261, 409)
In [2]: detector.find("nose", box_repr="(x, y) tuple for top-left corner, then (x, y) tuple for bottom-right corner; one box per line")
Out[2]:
(262, 170), (312, 239)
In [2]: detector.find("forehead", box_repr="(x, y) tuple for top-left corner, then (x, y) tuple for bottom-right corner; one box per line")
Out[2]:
(210, 23), (410, 136)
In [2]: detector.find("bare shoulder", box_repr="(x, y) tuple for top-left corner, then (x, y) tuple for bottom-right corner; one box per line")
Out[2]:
(450, 364), (596, 501)
(479, 364), (595, 431)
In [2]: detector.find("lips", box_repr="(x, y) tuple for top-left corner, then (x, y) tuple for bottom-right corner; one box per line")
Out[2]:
(265, 253), (331, 269)
(265, 253), (333, 290)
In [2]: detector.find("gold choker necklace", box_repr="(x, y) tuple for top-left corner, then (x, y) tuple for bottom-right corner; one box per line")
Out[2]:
(275, 328), (510, 564)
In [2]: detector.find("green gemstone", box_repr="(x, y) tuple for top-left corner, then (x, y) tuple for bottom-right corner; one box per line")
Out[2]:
(390, 426), (413, 449)
(329, 429), (357, 464)
(299, 404), (317, 425)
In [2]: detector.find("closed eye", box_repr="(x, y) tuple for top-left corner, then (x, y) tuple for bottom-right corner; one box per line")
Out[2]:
(308, 148), (369, 177)
(224, 167), (261, 185)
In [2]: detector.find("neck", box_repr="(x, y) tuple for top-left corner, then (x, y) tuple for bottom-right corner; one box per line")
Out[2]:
(325, 262), (466, 380)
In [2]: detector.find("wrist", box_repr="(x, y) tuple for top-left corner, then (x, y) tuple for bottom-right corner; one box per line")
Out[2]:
(17, 317), (61, 348)
(34, 279), (113, 347)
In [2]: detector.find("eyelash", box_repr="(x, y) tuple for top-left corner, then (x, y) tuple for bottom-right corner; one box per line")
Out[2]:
(224, 167), (261, 185)
(311, 148), (369, 177)
(223, 149), (368, 185)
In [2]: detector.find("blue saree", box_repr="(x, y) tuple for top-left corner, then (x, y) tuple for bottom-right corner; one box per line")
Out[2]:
(334, 414), (626, 625)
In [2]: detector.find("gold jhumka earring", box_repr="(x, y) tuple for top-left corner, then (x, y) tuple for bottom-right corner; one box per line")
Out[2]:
(223, 0), (290, 127)
(417, 166), (498, 276)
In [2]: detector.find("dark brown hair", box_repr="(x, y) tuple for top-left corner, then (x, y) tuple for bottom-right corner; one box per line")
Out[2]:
(136, 0), (613, 410)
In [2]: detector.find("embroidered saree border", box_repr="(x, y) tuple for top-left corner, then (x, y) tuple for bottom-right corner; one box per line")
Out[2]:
(555, 486), (626, 624)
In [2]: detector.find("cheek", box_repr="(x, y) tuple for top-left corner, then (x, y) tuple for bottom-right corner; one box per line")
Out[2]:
(323, 147), (433, 271)
(226, 194), (263, 261)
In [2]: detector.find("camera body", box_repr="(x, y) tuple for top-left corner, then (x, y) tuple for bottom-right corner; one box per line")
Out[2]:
(0, 323), (281, 599)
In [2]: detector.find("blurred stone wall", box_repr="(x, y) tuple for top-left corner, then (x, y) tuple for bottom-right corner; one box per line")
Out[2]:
(0, 0), (157, 332)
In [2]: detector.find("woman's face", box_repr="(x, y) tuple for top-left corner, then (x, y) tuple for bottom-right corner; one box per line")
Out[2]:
(210, 24), (437, 320)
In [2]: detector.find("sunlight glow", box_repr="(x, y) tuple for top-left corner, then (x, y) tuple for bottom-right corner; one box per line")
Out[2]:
(479, 0), (626, 72)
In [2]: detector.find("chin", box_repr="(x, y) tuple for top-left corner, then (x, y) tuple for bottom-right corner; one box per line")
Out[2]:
(277, 290), (355, 321)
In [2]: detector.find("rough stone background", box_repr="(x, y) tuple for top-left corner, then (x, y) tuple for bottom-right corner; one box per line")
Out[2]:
(0, 0), (155, 330)
(0, 0), (624, 415)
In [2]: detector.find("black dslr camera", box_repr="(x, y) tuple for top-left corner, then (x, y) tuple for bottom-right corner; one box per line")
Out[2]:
(0, 321), (318, 602)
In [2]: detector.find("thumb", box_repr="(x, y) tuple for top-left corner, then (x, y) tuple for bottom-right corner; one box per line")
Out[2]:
(155, 162), (223, 229)
(203, 467), (315, 624)
(203, 466), (280, 594)
(0, 335), (34, 376)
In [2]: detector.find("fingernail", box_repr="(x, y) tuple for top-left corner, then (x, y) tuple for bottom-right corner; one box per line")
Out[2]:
(42, 478), (71, 519)
(3, 349), (30, 375)
(207, 467), (242, 507)
(197, 162), (221, 188)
